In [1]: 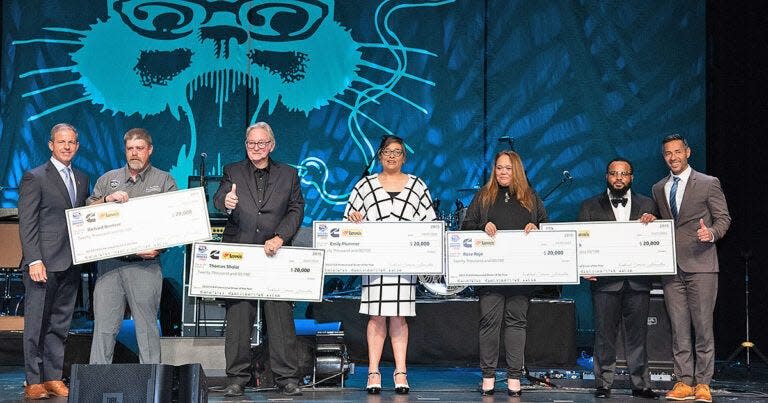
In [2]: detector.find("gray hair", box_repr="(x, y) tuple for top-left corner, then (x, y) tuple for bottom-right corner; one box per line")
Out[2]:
(245, 122), (275, 144)
(49, 123), (78, 142)
(123, 128), (153, 146)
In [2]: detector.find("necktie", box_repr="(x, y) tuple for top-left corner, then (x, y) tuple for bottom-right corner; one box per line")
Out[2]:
(669, 176), (680, 221)
(610, 197), (627, 207)
(63, 167), (76, 207)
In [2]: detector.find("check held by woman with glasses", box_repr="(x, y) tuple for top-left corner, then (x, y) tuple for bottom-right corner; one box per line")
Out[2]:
(461, 150), (548, 397)
(344, 135), (437, 395)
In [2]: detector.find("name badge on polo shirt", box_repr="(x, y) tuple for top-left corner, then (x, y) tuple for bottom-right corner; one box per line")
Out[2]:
(145, 185), (161, 193)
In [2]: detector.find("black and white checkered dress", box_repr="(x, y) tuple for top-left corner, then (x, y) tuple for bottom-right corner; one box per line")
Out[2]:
(344, 174), (437, 316)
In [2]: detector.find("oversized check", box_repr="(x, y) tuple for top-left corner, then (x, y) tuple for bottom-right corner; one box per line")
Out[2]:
(66, 187), (212, 264)
(446, 230), (579, 285)
(188, 242), (325, 302)
(540, 220), (676, 276)
(313, 221), (444, 275)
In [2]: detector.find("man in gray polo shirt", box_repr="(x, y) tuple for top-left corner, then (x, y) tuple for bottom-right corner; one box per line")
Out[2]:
(86, 128), (177, 364)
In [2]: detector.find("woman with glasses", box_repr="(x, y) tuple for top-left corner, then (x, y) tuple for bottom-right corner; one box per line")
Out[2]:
(461, 150), (547, 397)
(344, 135), (436, 395)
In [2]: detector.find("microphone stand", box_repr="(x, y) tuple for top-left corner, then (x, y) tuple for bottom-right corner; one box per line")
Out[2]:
(718, 249), (768, 375)
(542, 174), (572, 201)
(199, 154), (207, 202)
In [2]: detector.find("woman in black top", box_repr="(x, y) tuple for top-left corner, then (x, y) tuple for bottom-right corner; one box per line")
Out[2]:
(461, 150), (547, 396)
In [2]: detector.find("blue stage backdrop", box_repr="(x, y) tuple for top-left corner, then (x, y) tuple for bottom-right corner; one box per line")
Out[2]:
(1, 0), (704, 337)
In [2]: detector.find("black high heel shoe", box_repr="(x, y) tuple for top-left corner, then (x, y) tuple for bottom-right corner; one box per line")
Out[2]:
(393, 371), (409, 394)
(366, 371), (381, 395)
(508, 389), (522, 397)
(479, 378), (495, 396)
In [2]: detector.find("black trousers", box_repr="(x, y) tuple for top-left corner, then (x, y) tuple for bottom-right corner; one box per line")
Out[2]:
(224, 299), (299, 387)
(22, 266), (81, 384)
(592, 287), (651, 389)
(478, 292), (529, 379)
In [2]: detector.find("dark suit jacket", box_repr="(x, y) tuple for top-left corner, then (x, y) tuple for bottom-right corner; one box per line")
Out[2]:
(578, 191), (657, 292)
(651, 169), (730, 273)
(18, 160), (90, 272)
(213, 159), (304, 245)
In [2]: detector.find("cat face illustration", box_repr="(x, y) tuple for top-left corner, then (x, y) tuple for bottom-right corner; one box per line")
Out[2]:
(15, 0), (453, 207)
(71, 0), (361, 118)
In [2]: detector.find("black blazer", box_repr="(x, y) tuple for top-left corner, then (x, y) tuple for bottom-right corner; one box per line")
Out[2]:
(18, 161), (90, 272)
(213, 159), (304, 245)
(577, 191), (657, 292)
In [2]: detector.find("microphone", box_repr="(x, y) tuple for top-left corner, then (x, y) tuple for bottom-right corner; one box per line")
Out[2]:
(563, 170), (573, 181)
(498, 136), (515, 150)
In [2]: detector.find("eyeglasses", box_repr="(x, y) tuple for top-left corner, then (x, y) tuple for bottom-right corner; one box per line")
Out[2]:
(380, 149), (404, 157)
(245, 140), (273, 149)
(607, 171), (632, 177)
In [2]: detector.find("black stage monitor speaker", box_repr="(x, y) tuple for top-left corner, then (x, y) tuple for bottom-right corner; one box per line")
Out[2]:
(68, 363), (208, 403)
(616, 295), (673, 367)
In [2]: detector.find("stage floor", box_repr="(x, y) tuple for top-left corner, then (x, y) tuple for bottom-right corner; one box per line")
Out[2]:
(1, 365), (766, 402)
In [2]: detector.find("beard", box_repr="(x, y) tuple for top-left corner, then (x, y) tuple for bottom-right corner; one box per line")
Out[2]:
(607, 180), (631, 197)
(128, 159), (146, 171)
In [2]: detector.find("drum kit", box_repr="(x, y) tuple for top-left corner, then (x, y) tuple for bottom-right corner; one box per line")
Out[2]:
(417, 186), (479, 299)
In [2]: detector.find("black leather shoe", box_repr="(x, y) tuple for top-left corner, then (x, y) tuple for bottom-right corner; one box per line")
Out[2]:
(595, 387), (611, 398)
(222, 383), (244, 397)
(508, 389), (522, 397)
(632, 388), (659, 399)
(282, 383), (303, 396)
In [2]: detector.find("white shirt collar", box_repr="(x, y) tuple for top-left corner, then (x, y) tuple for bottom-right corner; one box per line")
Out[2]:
(49, 157), (71, 172)
(669, 165), (692, 182)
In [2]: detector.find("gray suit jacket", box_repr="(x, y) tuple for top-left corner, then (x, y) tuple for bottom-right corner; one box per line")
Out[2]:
(651, 169), (731, 273)
(578, 191), (657, 292)
(18, 161), (90, 272)
(213, 159), (305, 245)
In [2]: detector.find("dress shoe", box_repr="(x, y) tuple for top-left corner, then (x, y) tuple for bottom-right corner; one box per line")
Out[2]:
(393, 371), (409, 394)
(508, 389), (522, 397)
(665, 382), (695, 401)
(24, 384), (49, 400)
(43, 380), (69, 397)
(694, 384), (712, 403)
(632, 388), (659, 399)
(594, 387), (611, 398)
(221, 383), (244, 397)
(282, 382), (303, 396)
(366, 371), (382, 394)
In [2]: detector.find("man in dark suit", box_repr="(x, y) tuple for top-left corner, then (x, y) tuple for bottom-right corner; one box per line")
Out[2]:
(212, 122), (305, 397)
(648, 134), (730, 403)
(18, 123), (90, 400)
(578, 158), (658, 399)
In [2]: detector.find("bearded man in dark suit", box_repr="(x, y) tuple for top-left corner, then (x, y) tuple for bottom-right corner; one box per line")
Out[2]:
(18, 123), (90, 400)
(212, 122), (305, 397)
(578, 158), (658, 400)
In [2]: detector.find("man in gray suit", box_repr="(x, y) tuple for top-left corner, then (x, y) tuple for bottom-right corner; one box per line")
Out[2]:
(579, 158), (658, 399)
(18, 123), (90, 399)
(648, 134), (730, 403)
(86, 128), (177, 365)
(212, 122), (305, 397)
